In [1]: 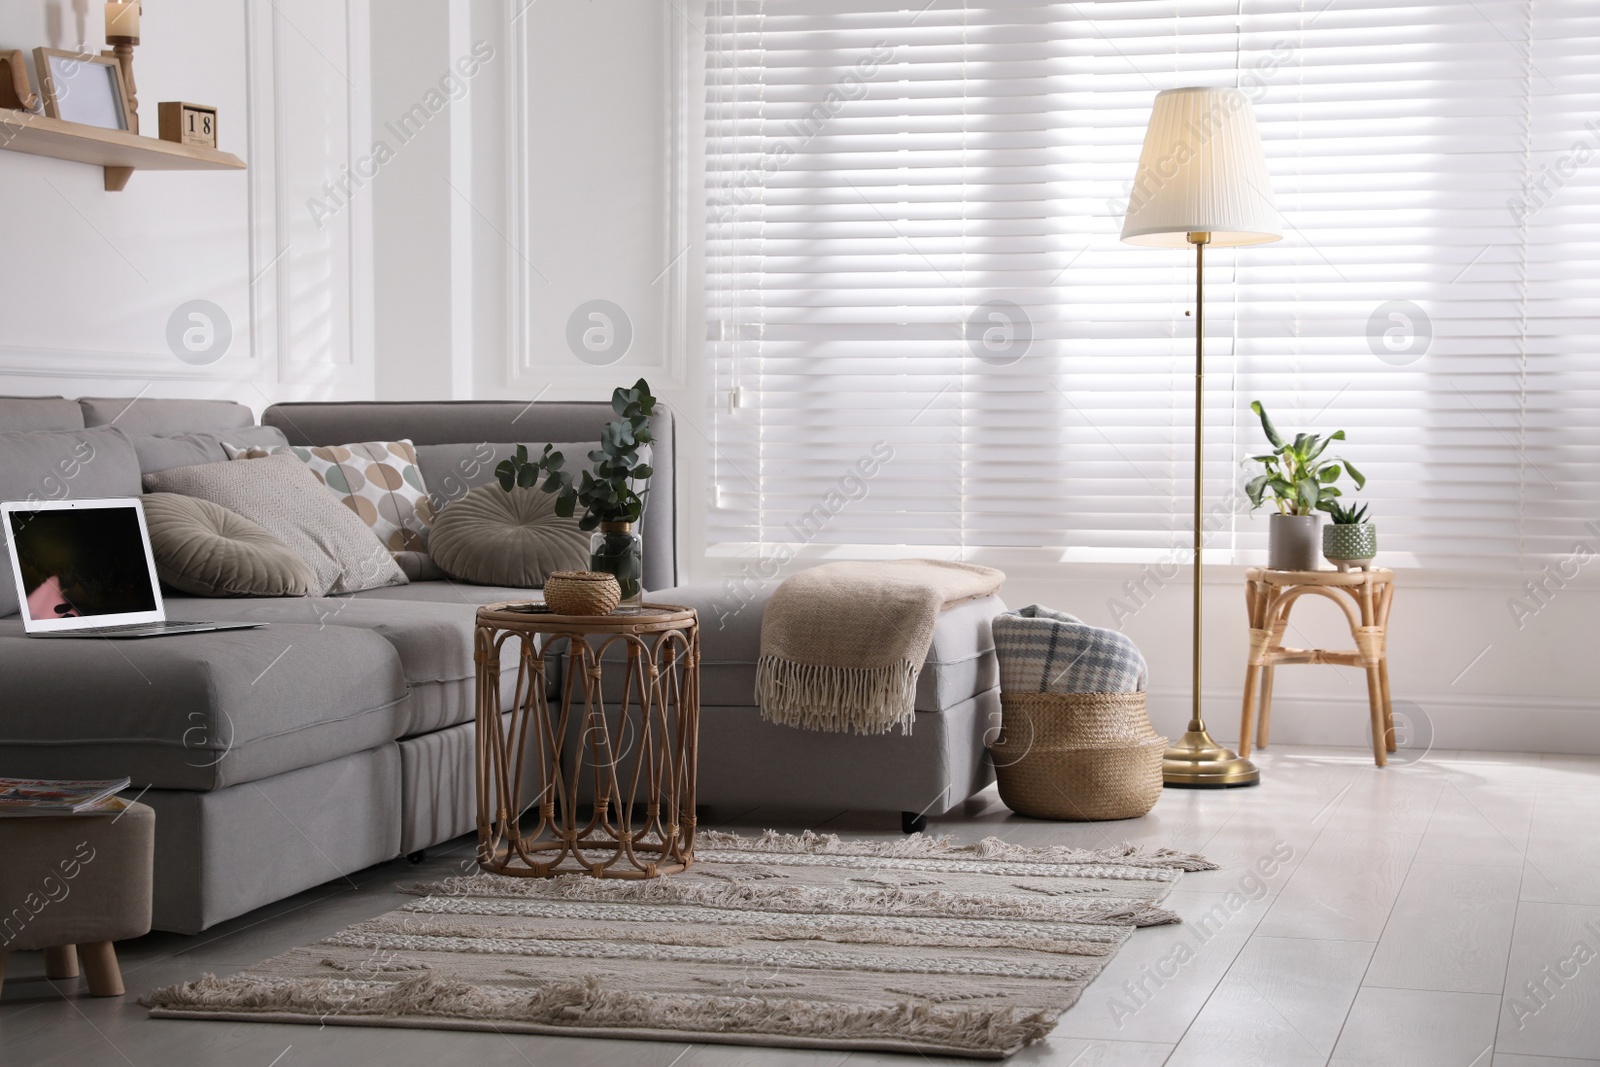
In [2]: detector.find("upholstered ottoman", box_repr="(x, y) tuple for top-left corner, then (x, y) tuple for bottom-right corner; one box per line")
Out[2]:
(626, 584), (1005, 827)
(0, 802), (154, 996)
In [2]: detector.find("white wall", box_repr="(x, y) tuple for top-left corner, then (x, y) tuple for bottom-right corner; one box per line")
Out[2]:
(0, 0), (374, 415)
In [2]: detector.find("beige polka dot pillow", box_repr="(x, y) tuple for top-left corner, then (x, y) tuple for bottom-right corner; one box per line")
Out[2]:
(223, 439), (443, 580)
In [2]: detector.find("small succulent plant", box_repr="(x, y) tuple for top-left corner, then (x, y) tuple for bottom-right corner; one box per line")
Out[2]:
(1324, 500), (1370, 525)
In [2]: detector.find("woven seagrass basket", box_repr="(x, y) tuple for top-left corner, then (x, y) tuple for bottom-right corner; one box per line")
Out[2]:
(543, 571), (622, 616)
(988, 692), (1166, 821)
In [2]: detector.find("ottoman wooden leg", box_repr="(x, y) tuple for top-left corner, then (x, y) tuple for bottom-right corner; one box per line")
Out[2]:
(43, 945), (79, 980)
(77, 942), (124, 997)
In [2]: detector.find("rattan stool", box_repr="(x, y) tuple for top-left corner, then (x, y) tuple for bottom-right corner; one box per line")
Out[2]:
(1239, 568), (1396, 766)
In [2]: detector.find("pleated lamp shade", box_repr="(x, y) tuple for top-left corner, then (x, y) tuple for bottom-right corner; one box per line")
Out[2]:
(1120, 87), (1282, 248)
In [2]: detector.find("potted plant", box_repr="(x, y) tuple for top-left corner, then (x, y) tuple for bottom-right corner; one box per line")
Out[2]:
(1321, 500), (1378, 571)
(1243, 400), (1365, 571)
(495, 379), (656, 606)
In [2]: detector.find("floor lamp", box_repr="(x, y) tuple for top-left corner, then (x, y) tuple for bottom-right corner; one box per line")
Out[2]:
(1120, 87), (1282, 788)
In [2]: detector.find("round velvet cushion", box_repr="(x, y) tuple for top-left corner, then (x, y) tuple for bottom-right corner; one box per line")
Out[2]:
(427, 485), (589, 588)
(142, 492), (317, 597)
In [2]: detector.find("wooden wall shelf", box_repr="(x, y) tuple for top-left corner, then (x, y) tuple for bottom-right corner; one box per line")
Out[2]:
(0, 109), (244, 191)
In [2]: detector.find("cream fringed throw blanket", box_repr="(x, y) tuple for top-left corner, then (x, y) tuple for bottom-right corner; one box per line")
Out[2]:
(755, 560), (1005, 735)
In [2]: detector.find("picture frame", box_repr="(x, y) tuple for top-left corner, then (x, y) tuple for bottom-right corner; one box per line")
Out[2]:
(32, 48), (130, 131)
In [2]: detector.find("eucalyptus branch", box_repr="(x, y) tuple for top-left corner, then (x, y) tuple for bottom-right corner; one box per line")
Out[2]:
(494, 379), (658, 531)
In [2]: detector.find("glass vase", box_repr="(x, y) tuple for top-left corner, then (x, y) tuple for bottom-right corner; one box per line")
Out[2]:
(589, 522), (644, 607)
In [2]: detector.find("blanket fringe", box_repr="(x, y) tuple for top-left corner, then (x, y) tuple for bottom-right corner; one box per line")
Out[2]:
(755, 656), (920, 735)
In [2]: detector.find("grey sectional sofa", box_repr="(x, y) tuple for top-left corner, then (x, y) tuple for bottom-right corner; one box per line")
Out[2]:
(0, 395), (1001, 933)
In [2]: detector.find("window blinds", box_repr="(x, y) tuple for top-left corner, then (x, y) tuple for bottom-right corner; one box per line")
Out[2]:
(703, 0), (1600, 568)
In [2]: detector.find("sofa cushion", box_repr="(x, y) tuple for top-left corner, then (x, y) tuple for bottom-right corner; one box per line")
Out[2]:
(350, 582), (542, 606)
(0, 396), (85, 433)
(634, 585), (1002, 713)
(0, 426), (143, 617)
(143, 493), (317, 598)
(0, 619), (409, 791)
(427, 485), (588, 588)
(143, 455), (407, 596)
(133, 427), (289, 475)
(79, 398), (254, 434)
(163, 593), (521, 738)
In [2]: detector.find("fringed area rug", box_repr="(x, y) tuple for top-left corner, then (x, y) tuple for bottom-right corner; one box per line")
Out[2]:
(144, 830), (1214, 1059)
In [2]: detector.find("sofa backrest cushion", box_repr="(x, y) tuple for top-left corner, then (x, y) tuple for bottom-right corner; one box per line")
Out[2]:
(416, 442), (597, 511)
(0, 396), (86, 433)
(0, 426), (144, 617)
(79, 397), (255, 435)
(132, 427), (290, 475)
(262, 401), (678, 591)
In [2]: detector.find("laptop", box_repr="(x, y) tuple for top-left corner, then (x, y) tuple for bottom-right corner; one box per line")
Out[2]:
(2, 498), (264, 639)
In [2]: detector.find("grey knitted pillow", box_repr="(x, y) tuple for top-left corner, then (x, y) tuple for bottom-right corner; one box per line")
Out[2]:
(142, 454), (406, 596)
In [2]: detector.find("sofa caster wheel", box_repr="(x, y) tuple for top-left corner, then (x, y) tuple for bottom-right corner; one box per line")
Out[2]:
(406, 849), (427, 864)
(900, 811), (927, 835)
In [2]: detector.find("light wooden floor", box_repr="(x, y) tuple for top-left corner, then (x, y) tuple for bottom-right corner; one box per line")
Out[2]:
(3, 745), (1598, 1067)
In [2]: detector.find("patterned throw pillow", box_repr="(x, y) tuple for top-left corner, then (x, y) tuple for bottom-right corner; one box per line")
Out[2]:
(224, 439), (442, 580)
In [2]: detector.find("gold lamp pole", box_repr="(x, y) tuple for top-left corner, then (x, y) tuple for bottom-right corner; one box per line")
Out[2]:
(1120, 87), (1283, 788)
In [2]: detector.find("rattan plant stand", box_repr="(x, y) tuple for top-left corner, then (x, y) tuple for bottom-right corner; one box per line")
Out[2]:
(474, 602), (700, 878)
(1238, 568), (1395, 766)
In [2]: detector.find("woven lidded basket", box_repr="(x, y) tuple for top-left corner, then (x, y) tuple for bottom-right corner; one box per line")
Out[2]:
(988, 692), (1166, 821)
(543, 571), (622, 616)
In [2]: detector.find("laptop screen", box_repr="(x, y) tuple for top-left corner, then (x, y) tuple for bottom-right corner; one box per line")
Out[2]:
(6, 502), (160, 624)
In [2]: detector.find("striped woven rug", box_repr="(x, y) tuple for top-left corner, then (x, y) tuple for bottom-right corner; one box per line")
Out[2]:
(144, 830), (1213, 1059)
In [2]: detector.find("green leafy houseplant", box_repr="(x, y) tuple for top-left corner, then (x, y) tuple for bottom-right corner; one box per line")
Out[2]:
(495, 379), (656, 601)
(1243, 400), (1366, 516)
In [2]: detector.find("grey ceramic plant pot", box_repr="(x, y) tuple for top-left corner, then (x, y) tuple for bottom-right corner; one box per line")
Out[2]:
(1268, 513), (1323, 571)
(1324, 522), (1378, 564)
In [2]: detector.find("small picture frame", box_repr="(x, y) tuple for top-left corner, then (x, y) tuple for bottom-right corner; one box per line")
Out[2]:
(33, 48), (130, 131)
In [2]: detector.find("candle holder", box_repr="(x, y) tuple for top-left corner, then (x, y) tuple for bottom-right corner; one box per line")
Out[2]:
(104, 3), (139, 134)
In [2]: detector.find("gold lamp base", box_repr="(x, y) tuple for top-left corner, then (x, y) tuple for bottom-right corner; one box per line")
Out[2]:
(1163, 725), (1260, 788)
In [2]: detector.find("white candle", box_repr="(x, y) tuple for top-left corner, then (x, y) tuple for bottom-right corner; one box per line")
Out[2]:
(105, 2), (140, 40)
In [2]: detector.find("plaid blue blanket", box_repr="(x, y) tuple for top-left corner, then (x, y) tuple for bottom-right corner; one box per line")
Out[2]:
(993, 605), (1147, 694)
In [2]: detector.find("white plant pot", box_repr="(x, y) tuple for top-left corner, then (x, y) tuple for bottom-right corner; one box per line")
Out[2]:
(1268, 513), (1322, 571)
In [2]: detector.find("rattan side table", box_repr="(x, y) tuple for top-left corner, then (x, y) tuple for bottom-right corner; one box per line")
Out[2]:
(474, 602), (700, 878)
(1238, 568), (1395, 766)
